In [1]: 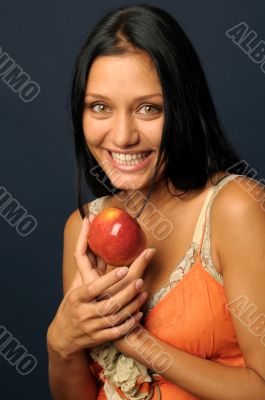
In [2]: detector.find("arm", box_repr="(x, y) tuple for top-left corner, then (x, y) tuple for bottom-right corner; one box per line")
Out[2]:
(47, 207), (98, 400)
(47, 347), (98, 400)
(115, 177), (265, 400)
(47, 209), (150, 400)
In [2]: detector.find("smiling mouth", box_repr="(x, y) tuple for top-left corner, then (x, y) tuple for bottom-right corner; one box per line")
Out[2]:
(108, 150), (152, 165)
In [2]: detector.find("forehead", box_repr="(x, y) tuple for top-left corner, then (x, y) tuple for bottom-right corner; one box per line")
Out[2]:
(86, 52), (161, 91)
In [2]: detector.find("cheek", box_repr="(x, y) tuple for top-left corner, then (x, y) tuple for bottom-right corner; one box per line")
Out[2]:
(140, 119), (163, 148)
(82, 114), (107, 146)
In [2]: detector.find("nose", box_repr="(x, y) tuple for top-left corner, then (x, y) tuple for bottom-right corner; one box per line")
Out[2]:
(111, 111), (140, 148)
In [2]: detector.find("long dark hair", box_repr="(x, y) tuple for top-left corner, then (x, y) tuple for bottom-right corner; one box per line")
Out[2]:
(70, 3), (253, 218)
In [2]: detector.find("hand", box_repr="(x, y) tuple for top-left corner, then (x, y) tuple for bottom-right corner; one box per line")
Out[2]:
(47, 215), (156, 360)
(73, 214), (107, 286)
(75, 214), (157, 298)
(47, 264), (146, 359)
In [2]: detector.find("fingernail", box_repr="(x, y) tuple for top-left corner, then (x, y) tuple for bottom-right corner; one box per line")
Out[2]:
(135, 278), (143, 290)
(144, 248), (156, 260)
(117, 267), (129, 278)
(136, 311), (143, 319)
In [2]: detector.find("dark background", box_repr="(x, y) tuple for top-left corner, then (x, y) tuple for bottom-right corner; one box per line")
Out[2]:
(0, 1), (264, 398)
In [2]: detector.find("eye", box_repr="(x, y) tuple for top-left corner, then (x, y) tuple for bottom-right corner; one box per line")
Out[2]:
(86, 102), (162, 115)
(138, 104), (161, 114)
(89, 103), (111, 113)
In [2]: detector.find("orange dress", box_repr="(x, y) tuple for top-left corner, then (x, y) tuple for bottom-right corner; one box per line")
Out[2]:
(88, 173), (246, 399)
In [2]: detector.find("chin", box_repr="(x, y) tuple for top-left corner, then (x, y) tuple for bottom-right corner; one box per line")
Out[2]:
(109, 174), (150, 192)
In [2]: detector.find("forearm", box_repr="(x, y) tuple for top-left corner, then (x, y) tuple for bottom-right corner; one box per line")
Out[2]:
(116, 326), (265, 400)
(47, 347), (98, 400)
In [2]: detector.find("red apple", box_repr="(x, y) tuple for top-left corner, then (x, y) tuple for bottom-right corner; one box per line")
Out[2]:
(87, 207), (147, 266)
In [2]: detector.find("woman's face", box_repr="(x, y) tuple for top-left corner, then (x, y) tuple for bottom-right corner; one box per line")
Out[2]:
(82, 51), (165, 193)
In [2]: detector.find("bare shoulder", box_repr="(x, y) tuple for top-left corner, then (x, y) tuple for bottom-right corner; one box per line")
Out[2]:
(211, 175), (265, 270)
(212, 175), (265, 217)
(64, 208), (83, 235)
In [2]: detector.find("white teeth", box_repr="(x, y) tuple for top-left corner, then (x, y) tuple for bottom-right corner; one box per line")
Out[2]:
(110, 151), (150, 165)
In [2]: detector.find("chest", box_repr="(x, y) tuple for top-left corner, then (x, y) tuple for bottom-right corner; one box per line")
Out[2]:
(137, 205), (222, 299)
(139, 212), (197, 299)
(102, 193), (222, 298)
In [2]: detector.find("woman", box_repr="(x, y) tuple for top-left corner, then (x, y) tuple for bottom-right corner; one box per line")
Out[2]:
(47, 4), (265, 399)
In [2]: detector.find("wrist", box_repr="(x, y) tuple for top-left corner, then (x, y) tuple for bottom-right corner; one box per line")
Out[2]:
(114, 324), (146, 356)
(116, 325), (166, 371)
(47, 323), (78, 361)
(47, 343), (88, 364)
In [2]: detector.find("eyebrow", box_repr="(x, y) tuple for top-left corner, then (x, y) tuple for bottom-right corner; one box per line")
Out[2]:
(85, 93), (163, 101)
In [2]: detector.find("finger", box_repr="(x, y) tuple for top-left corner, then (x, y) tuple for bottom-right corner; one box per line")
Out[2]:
(88, 213), (96, 224)
(94, 311), (143, 342)
(87, 214), (106, 275)
(92, 291), (147, 329)
(76, 266), (129, 302)
(87, 214), (97, 265)
(74, 217), (98, 283)
(97, 277), (145, 317)
(129, 248), (157, 278)
(101, 248), (156, 298)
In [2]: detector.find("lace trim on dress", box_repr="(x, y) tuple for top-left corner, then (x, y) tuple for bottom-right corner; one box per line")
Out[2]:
(142, 242), (200, 317)
(199, 174), (241, 285)
(88, 196), (107, 216)
(200, 207), (224, 285)
(90, 342), (154, 400)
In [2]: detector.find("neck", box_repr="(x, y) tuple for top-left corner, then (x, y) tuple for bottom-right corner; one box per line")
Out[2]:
(114, 179), (184, 218)
(113, 172), (221, 219)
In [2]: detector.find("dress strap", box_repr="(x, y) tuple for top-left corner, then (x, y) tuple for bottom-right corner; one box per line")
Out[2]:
(192, 174), (242, 254)
(192, 186), (216, 245)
